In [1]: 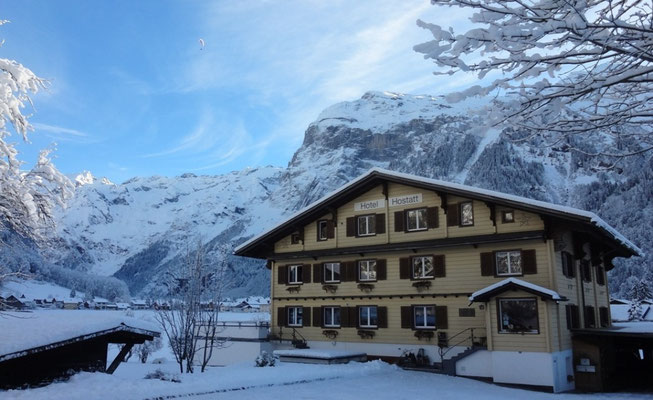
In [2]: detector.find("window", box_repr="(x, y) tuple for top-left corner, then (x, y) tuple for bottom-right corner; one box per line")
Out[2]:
(358, 260), (377, 282)
(288, 265), (303, 284)
(413, 256), (434, 279)
(502, 210), (515, 223)
(323, 262), (340, 283)
(584, 306), (596, 328)
(596, 266), (605, 286)
(359, 306), (378, 328)
(496, 250), (522, 276)
(290, 232), (301, 245)
(406, 208), (428, 231)
(498, 298), (539, 334)
(357, 215), (376, 236)
(599, 307), (609, 327)
(324, 307), (341, 328)
(288, 306), (303, 327)
(460, 201), (474, 226)
(317, 220), (328, 241)
(414, 305), (436, 329)
(561, 251), (575, 278)
(566, 304), (580, 329)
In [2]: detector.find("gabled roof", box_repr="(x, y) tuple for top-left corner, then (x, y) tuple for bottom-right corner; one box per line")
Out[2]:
(234, 168), (641, 259)
(469, 278), (565, 302)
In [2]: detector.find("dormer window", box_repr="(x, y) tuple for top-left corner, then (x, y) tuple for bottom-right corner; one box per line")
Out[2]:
(317, 220), (328, 241)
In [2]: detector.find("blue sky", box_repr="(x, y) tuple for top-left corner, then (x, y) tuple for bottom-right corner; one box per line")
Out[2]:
(3, 1), (474, 183)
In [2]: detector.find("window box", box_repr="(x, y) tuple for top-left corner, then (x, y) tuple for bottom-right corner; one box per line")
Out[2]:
(497, 298), (539, 334)
(357, 330), (375, 339)
(412, 280), (432, 291)
(357, 283), (375, 293)
(322, 330), (339, 340)
(286, 286), (301, 293)
(322, 284), (338, 294)
(414, 330), (434, 340)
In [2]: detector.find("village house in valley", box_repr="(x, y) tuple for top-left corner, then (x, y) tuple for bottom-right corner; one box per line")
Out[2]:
(235, 168), (642, 392)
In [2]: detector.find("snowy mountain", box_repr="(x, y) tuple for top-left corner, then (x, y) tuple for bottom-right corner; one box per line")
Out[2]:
(44, 91), (651, 299)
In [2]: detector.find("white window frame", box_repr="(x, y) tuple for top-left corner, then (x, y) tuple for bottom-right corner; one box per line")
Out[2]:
(357, 214), (376, 236)
(460, 201), (474, 226)
(495, 250), (522, 276)
(412, 256), (434, 279)
(323, 262), (341, 283)
(288, 264), (303, 284)
(323, 306), (341, 328)
(498, 298), (539, 334)
(414, 305), (436, 329)
(359, 306), (378, 328)
(287, 306), (303, 327)
(317, 220), (328, 241)
(358, 260), (377, 282)
(406, 208), (428, 231)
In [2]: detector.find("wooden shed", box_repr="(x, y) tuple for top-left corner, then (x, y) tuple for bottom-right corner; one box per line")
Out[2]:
(0, 311), (160, 389)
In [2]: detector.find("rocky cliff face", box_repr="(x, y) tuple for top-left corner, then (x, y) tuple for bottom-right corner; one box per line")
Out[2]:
(47, 91), (650, 299)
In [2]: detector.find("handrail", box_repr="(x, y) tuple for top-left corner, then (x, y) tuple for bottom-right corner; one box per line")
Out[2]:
(291, 327), (307, 344)
(438, 326), (485, 360)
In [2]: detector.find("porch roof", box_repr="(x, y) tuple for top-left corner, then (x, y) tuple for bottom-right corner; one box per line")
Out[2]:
(469, 277), (565, 303)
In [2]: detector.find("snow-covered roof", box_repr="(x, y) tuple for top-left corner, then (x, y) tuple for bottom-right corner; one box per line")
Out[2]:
(235, 168), (641, 258)
(469, 278), (564, 302)
(0, 310), (160, 361)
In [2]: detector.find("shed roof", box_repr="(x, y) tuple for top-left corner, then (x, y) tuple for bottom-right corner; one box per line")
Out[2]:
(0, 311), (160, 362)
(235, 168), (641, 259)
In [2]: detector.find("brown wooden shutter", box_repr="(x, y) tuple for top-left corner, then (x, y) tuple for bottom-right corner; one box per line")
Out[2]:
(566, 253), (575, 278)
(326, 220), (335, 239)
(522, 250), (537, 274)
(375, 213), (386, 234)
(447, 203), (459, 226)
(427, 207), (439, 229)
(347, 261), (357, 282)
(394, 211), (405, 232)
(313, 307), (323, 328)
(313, 263), (322, 284)
(340, 306), (350, 327)
(400, 306), (413, 329)
(599, 307), (609, 327)
(480, 253), (494, 276)
(584, 306), (596, 328)
(303, 307), (311, 327)
(565, 305), (572, 330)
(303, 264), (311, 283)
(435, 305), (448, 329)
(277, 307), (286, 327)
(581, 260), (591, 282)
(570, 305), (580, 329)
(399, 257), (411, 279)
(433, 255), (446, 278)
(349, 307), (358, 328)
(377, 307), (388, 328)
(278, 265), (288, 284)
(596, 266), (605, 286)
(346, 217), (356, 237)
(376, 259), (387, 280)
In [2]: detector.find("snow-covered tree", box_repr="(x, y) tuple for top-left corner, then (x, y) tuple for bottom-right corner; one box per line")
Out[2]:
(631, 278), (652, 302)
(0, 20), (73, 243)
(628, 299), (643, 321)
(414, 0), (653, 161)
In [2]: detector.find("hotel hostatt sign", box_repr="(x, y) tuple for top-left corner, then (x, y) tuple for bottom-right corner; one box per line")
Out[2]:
(354, 193), (423, 211)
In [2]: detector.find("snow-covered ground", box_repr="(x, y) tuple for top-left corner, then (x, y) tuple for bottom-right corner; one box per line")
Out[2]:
(3, 359), (651, 400)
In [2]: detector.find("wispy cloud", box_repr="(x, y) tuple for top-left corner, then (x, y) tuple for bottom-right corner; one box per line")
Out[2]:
(32, 122), (87, 137)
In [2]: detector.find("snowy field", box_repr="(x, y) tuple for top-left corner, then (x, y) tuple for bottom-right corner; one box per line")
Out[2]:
(3, 359), (653, 400)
